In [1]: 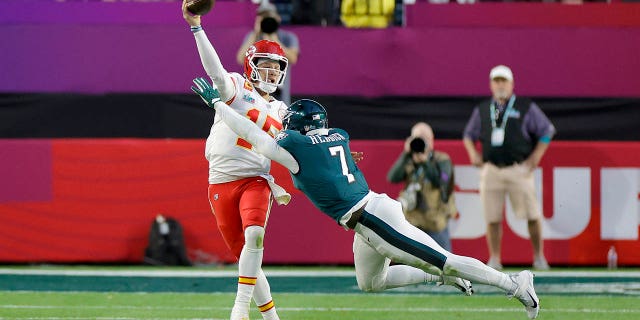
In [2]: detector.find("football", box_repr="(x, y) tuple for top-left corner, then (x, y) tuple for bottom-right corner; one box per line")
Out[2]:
(186, 0), (214, 16)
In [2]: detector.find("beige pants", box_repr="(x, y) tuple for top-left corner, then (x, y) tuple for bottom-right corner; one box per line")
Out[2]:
(479, 162), (541, 223)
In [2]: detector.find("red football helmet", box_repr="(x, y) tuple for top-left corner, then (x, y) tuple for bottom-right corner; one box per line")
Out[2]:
(243, 40), (288, 94)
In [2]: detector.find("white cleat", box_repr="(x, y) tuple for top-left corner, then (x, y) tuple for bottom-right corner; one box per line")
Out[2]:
(230, 307), (250, 320)
(510, 270), (540, 319)
(439, 275), (474, 296)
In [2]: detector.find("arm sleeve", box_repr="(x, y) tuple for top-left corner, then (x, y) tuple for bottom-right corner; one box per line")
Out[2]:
(284, 31), (300, 50)
(193, 30), (235, 101)
(436, 155), (454, 200)
(462, 107), (481, 140)
(524, 102), (556, 143)
(213, 100), (300, 173)
(387, 152), (410, 183)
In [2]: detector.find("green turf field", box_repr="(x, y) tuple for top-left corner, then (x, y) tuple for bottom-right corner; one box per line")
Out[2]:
(1, 266), (639, 320)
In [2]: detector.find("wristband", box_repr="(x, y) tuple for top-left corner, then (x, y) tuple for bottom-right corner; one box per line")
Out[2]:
(190, 26), (203, 33)
(539, 136), (551, 144)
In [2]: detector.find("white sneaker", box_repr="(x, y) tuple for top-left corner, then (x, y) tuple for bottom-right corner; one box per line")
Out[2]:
(510, 270), (540, 319)
(438, 275), (474, 296)
(487, 257), (503, 270)
(533, 257), (550, 270)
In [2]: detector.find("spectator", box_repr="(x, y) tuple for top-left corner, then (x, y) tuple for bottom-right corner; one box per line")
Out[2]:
(462, 65), (555, 271)
(387, 122), (457, 251)
(236, 1), (300, 106)
(340, 0), (397, 28)
(291, 0), (342, 26)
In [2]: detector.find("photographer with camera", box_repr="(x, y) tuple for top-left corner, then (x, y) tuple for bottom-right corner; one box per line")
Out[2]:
(236, 1), (300, 106)
(387, 122), (457, 251)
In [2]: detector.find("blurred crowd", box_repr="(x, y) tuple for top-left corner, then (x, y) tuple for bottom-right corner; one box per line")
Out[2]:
(59, 0), (638, 28)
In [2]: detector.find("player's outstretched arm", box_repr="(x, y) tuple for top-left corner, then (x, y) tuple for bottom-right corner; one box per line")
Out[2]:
(182, 0), (235, 101)
(191, 77), (300, 173)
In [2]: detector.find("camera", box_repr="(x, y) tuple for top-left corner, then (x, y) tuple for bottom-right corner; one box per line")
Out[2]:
(409, 137), (426, 153)
(260, 17), (279, 34)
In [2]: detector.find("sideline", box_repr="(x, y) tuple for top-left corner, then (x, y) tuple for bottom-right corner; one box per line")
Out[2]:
(1, 268), (638, 295)
(1, 268), (639, 278)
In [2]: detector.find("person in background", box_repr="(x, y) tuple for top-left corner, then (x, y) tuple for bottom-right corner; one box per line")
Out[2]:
(183, 1), (292, 319)
(387, 122), (457, 252)
(340, 0), (397, 28)
(191, 83), (541, 319)
(462, 65), (555, 271)
(236, 1), (300, 106)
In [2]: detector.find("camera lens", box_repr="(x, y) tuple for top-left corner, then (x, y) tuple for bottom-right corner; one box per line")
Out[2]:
(409, 138), (426, 153)
(260, 17), (279, 34)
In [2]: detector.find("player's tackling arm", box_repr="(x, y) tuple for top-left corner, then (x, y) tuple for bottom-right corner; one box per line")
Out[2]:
(191, 77), (300, 174)
(215, 101), (300, 174)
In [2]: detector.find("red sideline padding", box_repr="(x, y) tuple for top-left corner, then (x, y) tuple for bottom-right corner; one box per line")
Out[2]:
(0, 139), (638, 266)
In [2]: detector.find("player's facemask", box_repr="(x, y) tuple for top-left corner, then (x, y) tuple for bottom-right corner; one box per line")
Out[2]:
(250, 59), (286, 94)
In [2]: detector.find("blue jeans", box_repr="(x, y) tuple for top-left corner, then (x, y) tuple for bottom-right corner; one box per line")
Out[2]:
(425, 226), (452, 252)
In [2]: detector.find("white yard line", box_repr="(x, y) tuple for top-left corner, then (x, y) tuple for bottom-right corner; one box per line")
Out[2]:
(0, 318), (223, 320)
(0, 269), (355, 277)
(1, 304), (639, 314)
(0, 268), (638, 278)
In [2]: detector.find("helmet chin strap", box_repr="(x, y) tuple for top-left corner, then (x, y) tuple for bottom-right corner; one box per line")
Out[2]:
(256, 81), (277, 94)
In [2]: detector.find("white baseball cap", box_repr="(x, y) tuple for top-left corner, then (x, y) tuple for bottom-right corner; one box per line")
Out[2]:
(257, 2), (277, 15)
(489, 65), (514, 81)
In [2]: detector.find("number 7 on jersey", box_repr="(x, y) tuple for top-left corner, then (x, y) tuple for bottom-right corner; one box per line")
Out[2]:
(329, 146), (355, 183)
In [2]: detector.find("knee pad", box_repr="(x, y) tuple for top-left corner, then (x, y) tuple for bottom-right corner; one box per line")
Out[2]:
(244, 225), (265, 249)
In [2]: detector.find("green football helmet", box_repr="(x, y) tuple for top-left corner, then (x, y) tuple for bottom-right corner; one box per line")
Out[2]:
(283, 99), (328, 134)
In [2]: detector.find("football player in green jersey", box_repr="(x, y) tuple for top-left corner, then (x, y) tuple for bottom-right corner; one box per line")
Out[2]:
(191, 78), (540, 319)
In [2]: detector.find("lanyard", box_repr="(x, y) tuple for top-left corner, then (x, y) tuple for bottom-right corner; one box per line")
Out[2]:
(490, 95), (516, 130)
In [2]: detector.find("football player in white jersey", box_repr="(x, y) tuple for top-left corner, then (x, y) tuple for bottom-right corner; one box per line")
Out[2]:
(183, 2), (290, 320)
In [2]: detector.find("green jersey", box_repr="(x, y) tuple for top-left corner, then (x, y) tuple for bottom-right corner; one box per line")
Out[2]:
(276, 128), (370, 223)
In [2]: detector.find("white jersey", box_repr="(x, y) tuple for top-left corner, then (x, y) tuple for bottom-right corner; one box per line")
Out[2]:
(205, 72), (287, 184)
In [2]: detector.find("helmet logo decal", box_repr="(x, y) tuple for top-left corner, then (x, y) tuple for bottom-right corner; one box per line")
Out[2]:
(246, 45), (256, 57)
